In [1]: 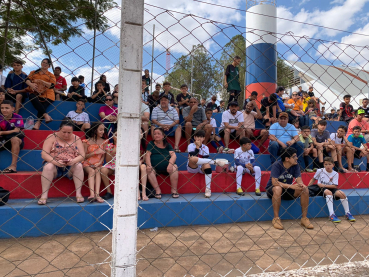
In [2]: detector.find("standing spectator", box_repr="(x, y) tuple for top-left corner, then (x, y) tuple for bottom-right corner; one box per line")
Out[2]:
(89, 81), (107, 104)
(25, 58), (55, 130)
(243, 101), (269, 147)
(219, 101), (245, 151)
(326, 109), (338, 121)
(338, 95), (354, 122)
(141, 79), (149, 105)
(347, 109), (369, 141)
(260, 93), (278, 127)
(359, 98), (369, 121)
(218, 100), (226, 113)
(112, 84), (119, 105)
(347, 126), (369, 172)
(142, 69), (150, 92)
(199, 98), (207, 109)
(299, 125), (317, 172)
(78, 75), (86, 88)
(53, 67), (67, 101)
(268, 112), (305, 169)
(330, 125), (355, 172)
(0, 64), (6, 89)
(0, 100), (24, 173)
(66, 100), (91, 132)
(151, 95), (182, 152)
(176, 84), (191, 111)
(243, 91), (258, 110)
(182, 98), (212, 145)
(4, 60), (28, 114)
(224, 56), (242, 104)
(66, 77), (86, 102)
(265, 147), (313, 230)
(95, 74), (110, 93)
(206, 95), (219, 112)
(99, 95), (118, 136)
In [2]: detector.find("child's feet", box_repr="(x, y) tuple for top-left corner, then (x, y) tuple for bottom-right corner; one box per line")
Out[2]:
(142, 195), (149, 201)
(236, 188), (244, 196)
(217, 146), (224, 153)
(330, 214), (341, 223)
(205, 188), (211, 198)
(255, 188), (261, 196)
(346, 212), (356, 222)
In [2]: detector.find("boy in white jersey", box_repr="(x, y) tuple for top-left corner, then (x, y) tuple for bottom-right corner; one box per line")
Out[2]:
(308, 157), (356, 223)
(205, 108), (225, 153)
(187, 130), (221, 198)
(234, 137), (262, 196)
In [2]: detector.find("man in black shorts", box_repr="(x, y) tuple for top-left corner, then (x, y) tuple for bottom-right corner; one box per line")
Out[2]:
(266, 147), (313, 230)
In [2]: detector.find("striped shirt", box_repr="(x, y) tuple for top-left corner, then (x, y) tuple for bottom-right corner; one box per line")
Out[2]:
(151, 105), (179, 125)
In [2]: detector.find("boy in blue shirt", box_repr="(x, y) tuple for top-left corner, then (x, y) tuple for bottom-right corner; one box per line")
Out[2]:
(347, 126), (369, 172)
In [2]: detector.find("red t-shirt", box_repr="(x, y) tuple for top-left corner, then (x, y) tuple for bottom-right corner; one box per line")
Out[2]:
(55, 76), (67, 90)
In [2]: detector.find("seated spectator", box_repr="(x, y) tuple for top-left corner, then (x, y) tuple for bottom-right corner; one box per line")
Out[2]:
(266, 147), (313, 230)
(153, 83), (161, 94)
(293, 119), (301, 133)
(338, 95), (354, 123)
(275, 86), (294, 115)
(288, 92), (307, 126)
(243, 91), (258, 110)
(347, 109), (369, 142)
(359, 98), (369, 121)
(146, 127), (179, 199)
(199, 98), (207, 109)
(219, 101), (245, 152)
(347, 126), (369, 172)
(66, 100), (91, 132)
(142, 69), (150, 92)
(297, 86), (306, 98)
(330, 125), (355, 172)
(183, 98), (212, 145)
(112, 84), (119, 105)
(53, 67), (67, 100)
(304, 99), (321, 125)
(205, 108), (225, 152)
(159, 82), (176, 108)
(4, 60), (28, 114)
(139, 128), (148, 201)
(151, 95), (181, 152)
(206, 95), (219, 112)
(0, 88), (5, 104)
(0, 100), (24, 173)
(218, 100), (226, 113)
(308, 86), (326, 109)
(148, 87), (160, 114)
(25, 58), (55, 130)
(88, 81), (107, 104)
(176, 84), (191, 111)
(95, 74), (110, 93)
(66, 77), (86, 102)
(83, 122), (108, 203)
(78, 75), (86, 88)
(0, 64), (5, 89)
(38, 120), (85, 205)
(260, 93), (278, 128)
(299, 125), (317, 172)
(141, 79), (149, 106)
(326, 109), (338, 121)
(268, 112), (305, 169)
(243, 100), (268, 147)
(140, 80), (150, 138)
(100, 133), (116, 200)
(99, 95), (117, 136)
(321, 106), (326, 120)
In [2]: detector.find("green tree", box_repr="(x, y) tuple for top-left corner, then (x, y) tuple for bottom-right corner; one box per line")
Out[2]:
(277, 57), (291, 88)
(167, 45), (221, 100)
(0, 0), (115, 67)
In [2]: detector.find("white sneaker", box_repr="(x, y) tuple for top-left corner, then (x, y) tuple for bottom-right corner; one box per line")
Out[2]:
(205, 188), (211, 198)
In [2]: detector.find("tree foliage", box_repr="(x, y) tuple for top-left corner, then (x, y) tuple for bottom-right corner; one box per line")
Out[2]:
(0, 0), (115, 66)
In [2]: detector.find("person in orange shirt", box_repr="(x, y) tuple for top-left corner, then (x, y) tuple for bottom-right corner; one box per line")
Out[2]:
(288, 92), (308, 126)
(347, 109), (369, 142)
(25, 58), (55, 130)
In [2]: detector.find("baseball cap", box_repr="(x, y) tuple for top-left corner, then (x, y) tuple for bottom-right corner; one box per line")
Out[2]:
(357, 109), (365, 115)
(229, 101), (239, 106)
(160, 95), (169, 100)
(279, 112), (289, 118)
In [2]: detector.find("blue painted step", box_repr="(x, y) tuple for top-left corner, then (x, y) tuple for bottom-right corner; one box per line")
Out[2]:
(1, 189), (367, 238)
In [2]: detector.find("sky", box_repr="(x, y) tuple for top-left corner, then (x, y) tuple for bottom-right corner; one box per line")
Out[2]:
(5, 0), (369, 98)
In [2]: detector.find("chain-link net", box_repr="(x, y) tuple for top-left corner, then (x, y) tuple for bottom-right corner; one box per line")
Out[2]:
(2, 0), (369, 276)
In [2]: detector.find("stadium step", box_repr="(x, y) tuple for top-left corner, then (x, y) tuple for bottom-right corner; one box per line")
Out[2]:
(2, 171), (369, 200)
(1, 189), (367, 238)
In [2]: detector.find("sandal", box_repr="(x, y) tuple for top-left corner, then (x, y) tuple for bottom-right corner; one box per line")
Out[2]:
(88, 196), (96, 203)
(172, 193), (179, 198)
(96, 197), (104, 203)
(38, 198), (47, 205)
(76, 197), (85, 203)
(217, 146), (224, 153)
(2, 168), (17, 174)
(155, 194), (162, 199)
(174, 148), (181, 153)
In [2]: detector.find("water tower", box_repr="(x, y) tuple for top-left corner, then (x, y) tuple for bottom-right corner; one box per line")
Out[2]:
(245, 0), (277, 103)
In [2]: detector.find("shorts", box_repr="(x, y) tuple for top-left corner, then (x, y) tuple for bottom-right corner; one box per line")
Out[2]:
(266, 186), (297, 201)
(354, 150), (362, 159)
(154, 125), (178, 137)
(309, 185), (339, 199)
(219, 129), (237, 138)
(55, 166), (73, 180)
(73, 123), (84, 131)
(5, 92), (28, 103)
(252, 129), (261, 137)
(0, 135), (24, 152)
(187, 165), (204, 174)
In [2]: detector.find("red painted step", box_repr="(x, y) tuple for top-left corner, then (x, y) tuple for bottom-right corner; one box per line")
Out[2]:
(2, 171), (368, 199)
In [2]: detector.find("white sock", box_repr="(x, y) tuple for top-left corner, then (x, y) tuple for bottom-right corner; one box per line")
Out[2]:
(341, 198), (350, 214)
(236, 166), (243, 189)
(197, 158), (215, 165)
(205, 173), (212, 189)
(326, 195), (334, 216)
(253, 166), (261, 190)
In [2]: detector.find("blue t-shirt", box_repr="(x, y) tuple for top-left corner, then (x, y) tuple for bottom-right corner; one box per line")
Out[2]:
(347, 134), (366, 148)
(266, 161), (301, 189)
(4, 72), (28, 91)
(275, 93), (285, 112)
(269, 123), (298, 144)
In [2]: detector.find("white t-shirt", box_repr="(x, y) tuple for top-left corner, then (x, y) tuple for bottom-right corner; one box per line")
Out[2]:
(330, 133), (345, 145)
(66, 110), (90, 123)
(0, 74), (5, 86)
(313, 168), (339, 186)
(234, 147), (255, 165)
(209, 118), (217, 134)
(187, 143), (209, 157)
(220, 110), (244, 132)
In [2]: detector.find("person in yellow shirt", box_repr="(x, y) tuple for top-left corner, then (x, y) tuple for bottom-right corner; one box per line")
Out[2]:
(288, 92), (308, 126)
(302, 91), (311, 111)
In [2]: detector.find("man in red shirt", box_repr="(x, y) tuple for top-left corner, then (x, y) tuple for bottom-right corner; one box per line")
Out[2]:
(347, 109), (369, 142)
(53, 67), (67, 100)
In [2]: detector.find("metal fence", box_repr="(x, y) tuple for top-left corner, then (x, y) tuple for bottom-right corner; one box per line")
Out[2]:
(1, 0), (369, 276)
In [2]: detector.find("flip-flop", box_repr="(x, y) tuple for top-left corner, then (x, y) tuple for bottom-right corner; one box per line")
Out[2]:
(38, 198), (47, 205)
(174, 148), (181, 153)
(155, 194), (162, 199)
(2, 168), (17, 173)
(76, 197), (85, 203)
(88, 196), (96, 203)
(172, 193), (179, 198)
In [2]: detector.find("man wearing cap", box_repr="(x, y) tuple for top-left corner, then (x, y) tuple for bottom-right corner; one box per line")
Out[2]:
(347, 109), (369, 142)
(219, 101), (245, 151)
(268, 112), (305, 168)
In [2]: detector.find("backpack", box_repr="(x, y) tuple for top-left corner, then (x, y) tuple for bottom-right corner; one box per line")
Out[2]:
(0, 187), (10, 206)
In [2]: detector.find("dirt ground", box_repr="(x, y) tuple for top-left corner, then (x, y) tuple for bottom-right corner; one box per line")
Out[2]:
(1, 215), (369, 277)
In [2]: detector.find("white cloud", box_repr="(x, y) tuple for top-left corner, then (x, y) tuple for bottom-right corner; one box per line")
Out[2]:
(286, 53), (300, 61)
(330, 0), (345, 4)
